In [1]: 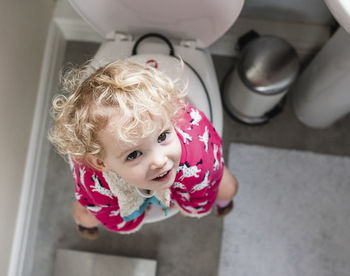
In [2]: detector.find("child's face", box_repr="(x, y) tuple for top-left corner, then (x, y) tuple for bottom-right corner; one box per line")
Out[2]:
(98, 110), (182, 191)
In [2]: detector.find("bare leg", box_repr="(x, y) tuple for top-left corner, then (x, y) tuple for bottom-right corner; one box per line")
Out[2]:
(72, 201), (100, 228)
(217, 166), (238, 201)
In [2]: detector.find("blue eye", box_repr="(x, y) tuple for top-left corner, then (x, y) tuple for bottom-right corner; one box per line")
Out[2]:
(157, 131), (169, 143)
(127, 151), (142, 160)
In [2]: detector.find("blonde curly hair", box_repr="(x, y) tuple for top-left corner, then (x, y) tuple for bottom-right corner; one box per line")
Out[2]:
(48, 59), (187, 163)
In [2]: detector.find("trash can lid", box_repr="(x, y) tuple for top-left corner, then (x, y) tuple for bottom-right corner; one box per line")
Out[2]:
(237, 36), (299, 95)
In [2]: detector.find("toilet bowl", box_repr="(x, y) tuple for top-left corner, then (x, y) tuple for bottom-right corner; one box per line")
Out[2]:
(68, 0), (244, 222)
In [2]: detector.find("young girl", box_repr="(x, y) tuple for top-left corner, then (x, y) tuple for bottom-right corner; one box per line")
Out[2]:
(49, 60), (238, 239)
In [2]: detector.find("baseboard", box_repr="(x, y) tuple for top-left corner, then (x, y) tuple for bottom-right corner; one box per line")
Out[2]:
(8, 20), (67, 276)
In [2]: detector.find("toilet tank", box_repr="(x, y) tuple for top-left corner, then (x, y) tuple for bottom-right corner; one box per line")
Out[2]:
(68, 0), (244, 48)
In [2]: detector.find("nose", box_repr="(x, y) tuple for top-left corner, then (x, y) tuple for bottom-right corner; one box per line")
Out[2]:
(150, 152), (168, 170)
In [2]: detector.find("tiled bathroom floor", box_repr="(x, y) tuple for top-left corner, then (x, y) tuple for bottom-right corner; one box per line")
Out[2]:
(31, 41), (350, 276)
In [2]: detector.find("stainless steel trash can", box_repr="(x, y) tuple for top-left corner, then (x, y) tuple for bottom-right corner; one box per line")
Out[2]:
(223, 34), (299, 125)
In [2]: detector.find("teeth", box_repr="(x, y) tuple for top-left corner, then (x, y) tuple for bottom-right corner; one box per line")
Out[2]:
(157, 171), (167, 178)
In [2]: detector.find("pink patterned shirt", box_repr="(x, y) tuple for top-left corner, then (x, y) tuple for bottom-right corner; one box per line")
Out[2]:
(72, 105), (224, 233)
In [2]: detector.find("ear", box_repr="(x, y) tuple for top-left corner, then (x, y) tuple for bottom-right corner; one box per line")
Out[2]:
(85, 154), (109, 172)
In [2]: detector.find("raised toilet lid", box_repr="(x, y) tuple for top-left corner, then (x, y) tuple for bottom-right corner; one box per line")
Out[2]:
(68, 0), (244, 48)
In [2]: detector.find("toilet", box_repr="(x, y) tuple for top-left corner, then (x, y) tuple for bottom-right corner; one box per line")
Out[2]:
(68, 0), (244, 222)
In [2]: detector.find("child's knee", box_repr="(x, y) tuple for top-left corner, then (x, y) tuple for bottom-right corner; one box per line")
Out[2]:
(218, 167), (238, 200)
(72, 201), (100, 227)
(228, 171), (238, 198)
(72, 201), (85, 222)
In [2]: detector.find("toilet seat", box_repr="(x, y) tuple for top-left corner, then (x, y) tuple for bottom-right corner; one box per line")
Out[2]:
(127, 53), (212, 122)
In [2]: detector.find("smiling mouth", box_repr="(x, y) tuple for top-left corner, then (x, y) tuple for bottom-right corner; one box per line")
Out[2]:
(152, 170), (170, 181)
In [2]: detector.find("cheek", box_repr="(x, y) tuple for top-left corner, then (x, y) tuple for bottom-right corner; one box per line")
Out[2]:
(103, 154), (124, 174)
(171, 137), (182, 161)
(118, 168), (148, 188)
(120, 164), (146, 179)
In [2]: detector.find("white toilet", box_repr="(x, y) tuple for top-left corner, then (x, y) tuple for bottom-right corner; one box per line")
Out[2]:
(68, 0), (244, 222)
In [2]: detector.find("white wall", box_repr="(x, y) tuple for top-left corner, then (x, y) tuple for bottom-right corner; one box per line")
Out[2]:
(0, 1), (54, 274)
(242, 0), (334, 25)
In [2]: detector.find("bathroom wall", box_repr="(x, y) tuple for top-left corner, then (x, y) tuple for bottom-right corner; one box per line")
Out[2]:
(242, 0), (334, 25)
(0, 0), (54, 274)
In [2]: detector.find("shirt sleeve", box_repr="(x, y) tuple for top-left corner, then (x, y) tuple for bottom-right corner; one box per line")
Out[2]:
(171, 171), (221, 218)
(171, 105), (224, 218)
(72, 160), (144, 234)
